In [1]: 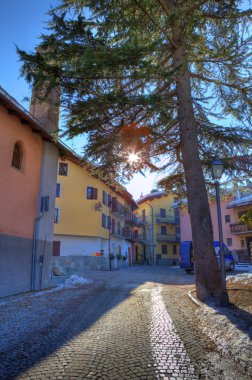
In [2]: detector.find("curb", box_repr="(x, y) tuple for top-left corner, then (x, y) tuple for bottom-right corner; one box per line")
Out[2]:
(187, 289), (202, 307)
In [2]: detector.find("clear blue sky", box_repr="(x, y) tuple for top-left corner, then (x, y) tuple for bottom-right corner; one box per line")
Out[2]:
(1, 1), (250, 198)
(0, 0), (157, 198)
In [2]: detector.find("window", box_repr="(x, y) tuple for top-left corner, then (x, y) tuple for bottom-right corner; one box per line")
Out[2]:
(58, 162), (68, 176)
(227, 238), (233, 247)
(160, 208), (166, 217)
(161, 226), (166, 235)
(173, 245), (177, 255)
(142, 209), (146, 222)
(162, 245), (168, 254)
(56, 183), (61, 197)
(108, 194), (112, 207)
(40, 196), (49, 212)
(87, 187), (98, 200)
(142, 226), (146, 240)
(102, 214), (107, 228)
(118, 221), (121, 235)
(11, 141), (23, 170)
(103, 191), (108, 206)
(107, 216), (111, 230)
(112, 218), (116, 233)
(225, 215), (231, 223)
(241, 239), (245, 248)
(54, 208), (60, 223)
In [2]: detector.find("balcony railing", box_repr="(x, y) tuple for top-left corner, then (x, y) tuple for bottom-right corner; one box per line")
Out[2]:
(135, 217), (147, 226)
(155, 214), (180, 224)
(230, 223), (252, 234)
(134, 234), (149, 245)
(111, 229), (123, 239)
(123, 213), (137, 226)
(156, 233), (180, 242)
(123, 229), (134, 241)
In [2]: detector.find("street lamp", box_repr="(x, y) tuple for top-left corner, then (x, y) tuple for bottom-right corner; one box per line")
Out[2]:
(210, 158), (229, 305)
(145, 201), (155, 266)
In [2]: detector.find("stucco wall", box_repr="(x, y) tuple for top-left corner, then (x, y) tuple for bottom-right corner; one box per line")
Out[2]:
(179, 197), (241, 250)
(54, 235), (104, 256)
(135, 193), (180, 263)
(0, 106), (43, 239)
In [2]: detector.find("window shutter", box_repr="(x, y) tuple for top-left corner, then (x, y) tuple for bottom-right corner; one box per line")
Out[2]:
(160, 208), (166, 217)
(93, 188), (98, 200)
(102, 214), (105, 228)
(112, 218), (115, 233)
(44, 196), (50, 212)
(40, 197), (45, 213)
(108, 194), (111, 207)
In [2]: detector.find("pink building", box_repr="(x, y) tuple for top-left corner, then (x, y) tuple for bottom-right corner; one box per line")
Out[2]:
(0, 86), (59, 297)
(179, 190), (252, 263)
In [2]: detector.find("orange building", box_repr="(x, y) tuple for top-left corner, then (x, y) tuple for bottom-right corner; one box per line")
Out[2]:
(0, 86), (59, 297)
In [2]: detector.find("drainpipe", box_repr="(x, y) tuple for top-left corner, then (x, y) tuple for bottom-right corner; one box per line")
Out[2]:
(31, 213), (44, 291)
(145, 201), (154, 266)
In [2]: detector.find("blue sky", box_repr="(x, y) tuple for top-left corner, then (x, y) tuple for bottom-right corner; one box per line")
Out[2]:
(0, 0), (157, 198)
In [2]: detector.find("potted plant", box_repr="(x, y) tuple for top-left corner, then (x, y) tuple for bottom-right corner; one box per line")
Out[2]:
(116, 253), (122, 260)
(108, 253), (115, 271)
(122, 255), (127, 267)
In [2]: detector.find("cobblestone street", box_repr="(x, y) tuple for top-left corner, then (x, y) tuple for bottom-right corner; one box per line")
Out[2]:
(0, 267), (250, 379)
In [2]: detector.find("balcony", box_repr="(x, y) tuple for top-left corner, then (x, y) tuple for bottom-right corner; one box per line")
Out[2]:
(123, 229), (134, 241)
(111, 229), (123, 239)
(135, 217), (147, 227)
(134, 233), (149, 245)
(155, 214), (180, 224)
(230, 223), (252, 234)
(156, 233), (180, 242)
(123, 212), (137, 226)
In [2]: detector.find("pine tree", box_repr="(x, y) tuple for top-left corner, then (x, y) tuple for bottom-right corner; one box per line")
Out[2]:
(18, 0), (252, 304)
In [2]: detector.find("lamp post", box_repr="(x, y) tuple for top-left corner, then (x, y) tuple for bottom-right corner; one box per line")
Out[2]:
(210, 158), (229, 305)
(145, 201), (154, 266)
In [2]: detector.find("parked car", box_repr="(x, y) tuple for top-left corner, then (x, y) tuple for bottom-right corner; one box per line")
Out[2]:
(180, 241), (235, 273)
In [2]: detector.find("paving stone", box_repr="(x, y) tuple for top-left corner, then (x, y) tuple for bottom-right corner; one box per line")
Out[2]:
(0, 267), (250, 379)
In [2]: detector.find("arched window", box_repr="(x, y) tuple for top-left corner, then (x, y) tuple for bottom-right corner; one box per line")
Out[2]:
(11, 142), (23, 170)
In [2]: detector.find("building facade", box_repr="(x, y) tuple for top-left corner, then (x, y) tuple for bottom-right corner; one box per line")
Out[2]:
(179, 188), (252, 263)
(134, 190), (180, 266)
(0, 86), (59, 297)
(53, 156), (137, 266)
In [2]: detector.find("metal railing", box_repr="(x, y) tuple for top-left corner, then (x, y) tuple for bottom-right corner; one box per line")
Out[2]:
(230, 223), (252, 234)
(156, 233), (180, 242)
(155, 214), (180, 224)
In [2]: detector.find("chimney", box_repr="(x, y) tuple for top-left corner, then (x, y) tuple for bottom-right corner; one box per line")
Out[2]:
(29, 47), (60, 134)
(30, 85), (60, 134)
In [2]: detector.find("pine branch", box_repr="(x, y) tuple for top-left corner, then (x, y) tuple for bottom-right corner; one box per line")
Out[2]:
(132, 0), (178, 49)
(191, 73), (251, 93)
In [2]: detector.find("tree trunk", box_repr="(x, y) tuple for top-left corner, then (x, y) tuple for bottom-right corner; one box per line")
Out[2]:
(171, 24), (226, 303)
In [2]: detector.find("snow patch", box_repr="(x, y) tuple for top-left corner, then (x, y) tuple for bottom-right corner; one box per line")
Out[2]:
(227, 273), (252, 285)
(196, 302), (252, 375)
(59, 275), (93, 288)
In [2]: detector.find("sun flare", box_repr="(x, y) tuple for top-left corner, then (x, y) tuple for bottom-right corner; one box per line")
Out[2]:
(128, 152), (140, 164)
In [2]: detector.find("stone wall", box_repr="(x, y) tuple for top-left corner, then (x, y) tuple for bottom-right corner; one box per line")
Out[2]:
(52, 255), (127, 274)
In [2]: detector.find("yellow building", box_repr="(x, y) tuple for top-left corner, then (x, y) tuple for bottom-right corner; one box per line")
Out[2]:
(53, 153), (137, 264)
(134, 190), (180, 265)
(228, 189), (252, 263)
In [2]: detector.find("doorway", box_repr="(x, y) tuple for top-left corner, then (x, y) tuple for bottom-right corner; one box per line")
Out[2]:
(245, 237), (252, 263)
